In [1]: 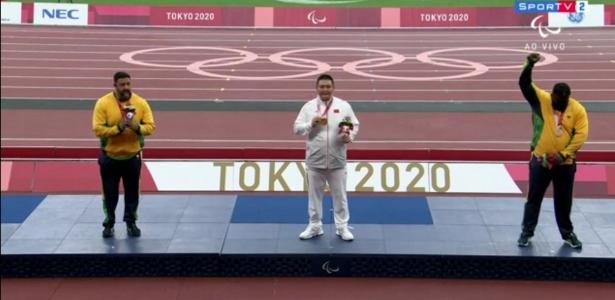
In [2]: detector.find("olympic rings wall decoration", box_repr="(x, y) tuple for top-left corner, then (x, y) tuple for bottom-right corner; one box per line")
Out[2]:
(119, 46), (558, 81)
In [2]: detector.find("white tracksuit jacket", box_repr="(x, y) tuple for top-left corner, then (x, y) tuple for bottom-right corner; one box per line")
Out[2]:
(293, 96), (360, 169)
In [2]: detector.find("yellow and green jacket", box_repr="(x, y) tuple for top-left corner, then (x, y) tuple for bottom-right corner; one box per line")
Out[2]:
(92, 92), (155, 159)
(519, 60), (589, 164)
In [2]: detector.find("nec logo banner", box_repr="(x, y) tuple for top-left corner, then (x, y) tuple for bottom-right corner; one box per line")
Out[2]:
(515, 1), (587, 13)
(34, 3), (89, 26)
(45, 9), (80, 20)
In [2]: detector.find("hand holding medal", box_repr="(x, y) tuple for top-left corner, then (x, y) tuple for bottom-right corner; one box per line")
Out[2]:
(311, 116), (328, 127)
(122, 104), (139, 132)
(124, 104), (136, 120)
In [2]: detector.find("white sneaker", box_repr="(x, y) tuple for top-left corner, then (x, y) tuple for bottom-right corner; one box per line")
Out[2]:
(336, 226), (354, 241)
(299, 224), (324, 240)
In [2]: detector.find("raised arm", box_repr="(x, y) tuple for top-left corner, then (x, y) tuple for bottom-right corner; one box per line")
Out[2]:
(519, 53), (542, 112)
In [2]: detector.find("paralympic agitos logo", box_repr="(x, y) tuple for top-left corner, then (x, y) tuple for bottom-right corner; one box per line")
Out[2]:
(307, 10), (327, 25)
(530, 15), (562, 38)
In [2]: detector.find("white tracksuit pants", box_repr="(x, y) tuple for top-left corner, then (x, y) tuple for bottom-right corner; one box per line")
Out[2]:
(307, 167), (349, 229)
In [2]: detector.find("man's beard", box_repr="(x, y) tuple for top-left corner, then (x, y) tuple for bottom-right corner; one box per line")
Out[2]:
(118, 90), (132, 102)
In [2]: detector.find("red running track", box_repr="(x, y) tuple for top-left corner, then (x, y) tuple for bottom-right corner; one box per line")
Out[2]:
(2, 26), (615, 101)
(3, 277), (615, 300)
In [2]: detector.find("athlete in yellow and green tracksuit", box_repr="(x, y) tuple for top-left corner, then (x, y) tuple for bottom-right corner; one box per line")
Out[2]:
(517, 53), (588, 249)
(92, 71), (155, 238)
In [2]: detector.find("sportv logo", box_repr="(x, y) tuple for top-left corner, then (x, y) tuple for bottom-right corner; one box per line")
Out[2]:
(42, 9), (80, 20)
(515, 0), (587, 13)
(531, 15), (562, 38)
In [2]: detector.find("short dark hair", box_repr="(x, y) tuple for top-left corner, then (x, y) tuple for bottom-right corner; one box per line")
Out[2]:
(113, 71), (131, 83)
(316, 74), (334, 86)
(552, 82), (571, 98)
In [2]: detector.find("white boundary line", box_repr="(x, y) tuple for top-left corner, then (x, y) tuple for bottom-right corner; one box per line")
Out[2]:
(3, 57), (612, 65)
(3, 75), (614, 82)
(2, 137), (614, 145)
(2, 23), (614, 31)
(3, 49), (615, 57)
(2, 97), (615, 104)
(3, 66), (614, 73)
(2, 86), (614, 93)
(3, 85), (615, 92)
(3, 34), (615, 43)
(3, 42), (614, 50)
(1, 25), (613, 35)
(1, 97), (614, 103)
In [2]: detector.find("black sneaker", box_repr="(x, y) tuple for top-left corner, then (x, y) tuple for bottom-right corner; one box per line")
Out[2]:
(127, 223), (141, 237)
(563, 232), (582, 249)
(517, 232), (532, 247)
(102, 226), (115, 238)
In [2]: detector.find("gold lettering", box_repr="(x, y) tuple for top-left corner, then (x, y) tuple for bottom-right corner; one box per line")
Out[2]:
(406, 163), (426, 193)
(269, 162), (291, 192)
(239, 162), (260, 191)
(355, 162), (375, 192)
(213, 161), (234, 191)
(431, 163), (451, 193)
(381, 163), (400, 192)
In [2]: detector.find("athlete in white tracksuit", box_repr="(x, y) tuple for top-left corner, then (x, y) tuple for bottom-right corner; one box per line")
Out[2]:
(293, 74), (359, 241)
